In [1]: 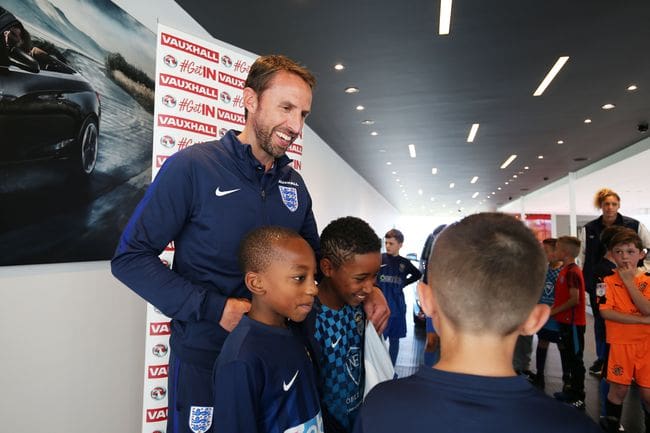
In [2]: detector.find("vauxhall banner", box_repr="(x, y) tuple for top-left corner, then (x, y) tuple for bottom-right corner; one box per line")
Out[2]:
(144, 23), (305, 433)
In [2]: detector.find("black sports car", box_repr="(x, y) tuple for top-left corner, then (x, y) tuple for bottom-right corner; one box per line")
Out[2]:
(0, 44), (101, 176)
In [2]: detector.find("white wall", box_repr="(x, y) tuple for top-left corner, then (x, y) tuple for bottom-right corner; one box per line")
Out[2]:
(0, 2), (398, 433)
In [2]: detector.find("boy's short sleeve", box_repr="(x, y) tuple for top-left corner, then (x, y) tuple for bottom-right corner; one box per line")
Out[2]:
(566, 265), (583, 290)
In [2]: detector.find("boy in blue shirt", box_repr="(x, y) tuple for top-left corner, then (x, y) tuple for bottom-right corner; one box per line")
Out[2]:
(305, 216), (382, 432)
(212, 226), (322, 433)
(377, 229), (422, 366)
(531, 237), (563, 389)
(354, 213), (600, 433)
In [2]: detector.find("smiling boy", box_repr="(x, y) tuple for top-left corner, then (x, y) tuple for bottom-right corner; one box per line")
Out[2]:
(212, 226), (322, 433)
(305, 216), (382, 432)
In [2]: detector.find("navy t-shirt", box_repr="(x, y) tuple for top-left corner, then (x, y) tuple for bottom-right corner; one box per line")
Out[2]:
(213, 316), (322, 433)
(354, 366), (601, 433)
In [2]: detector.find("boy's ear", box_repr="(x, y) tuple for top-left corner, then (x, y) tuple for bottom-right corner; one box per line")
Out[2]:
(242, 87), (258, 115)
(320, 257), (334, 277)
(519, 304), (550, 336)
(245, 271), (266, 296)
(418, 281), (443, 332)
(418, 281), (435, 318)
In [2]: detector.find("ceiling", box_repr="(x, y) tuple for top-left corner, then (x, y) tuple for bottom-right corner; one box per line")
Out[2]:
(174, 0), (650, 216)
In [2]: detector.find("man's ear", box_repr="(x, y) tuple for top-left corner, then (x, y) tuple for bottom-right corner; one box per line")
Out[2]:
(320, 257), (334, 277)
(245, 271), (266, 296)
(242, 87), (258, 115)
(519, 304), (550, 336)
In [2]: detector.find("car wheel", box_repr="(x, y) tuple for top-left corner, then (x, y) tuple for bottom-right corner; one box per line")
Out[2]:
(75, 116), (98, 175)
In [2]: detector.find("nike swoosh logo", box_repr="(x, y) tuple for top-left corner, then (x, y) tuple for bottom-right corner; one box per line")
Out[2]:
(380, 264), (388, 267)
(331, 336), (342, 348)
(283, 370), (299, 391)
(215, 187), (240, 197)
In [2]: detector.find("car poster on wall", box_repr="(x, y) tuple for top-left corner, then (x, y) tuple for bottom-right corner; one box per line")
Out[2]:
(0, 0), (156, 266)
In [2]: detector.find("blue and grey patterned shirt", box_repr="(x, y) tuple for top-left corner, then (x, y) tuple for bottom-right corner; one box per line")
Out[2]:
(314, 299), (365, 431)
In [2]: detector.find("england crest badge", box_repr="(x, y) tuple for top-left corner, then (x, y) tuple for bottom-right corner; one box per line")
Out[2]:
(279, 185), (299, 212)
(189, 406), (213, 433)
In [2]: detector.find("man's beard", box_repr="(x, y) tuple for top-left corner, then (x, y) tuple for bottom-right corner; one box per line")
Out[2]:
(254, 123), (291, 159)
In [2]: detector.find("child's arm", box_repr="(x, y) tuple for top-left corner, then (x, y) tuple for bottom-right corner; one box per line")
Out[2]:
(618, 267), (650, 316)
(600, 309), (650, 324)
(550, 287), (579, 316)
(403, 258), (422, 286)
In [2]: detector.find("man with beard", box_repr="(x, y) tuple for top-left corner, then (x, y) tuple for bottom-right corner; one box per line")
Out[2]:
(112, 55), (389, 433)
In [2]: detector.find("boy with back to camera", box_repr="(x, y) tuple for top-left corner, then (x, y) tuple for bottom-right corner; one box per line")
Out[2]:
(212, 226), (322, 433)
(599, 229), (650, 433)
(353, 213), (600, 433)
(551, 236), (588, 410)
(301, 216), (382, 433)
(377, 228), (422, 366)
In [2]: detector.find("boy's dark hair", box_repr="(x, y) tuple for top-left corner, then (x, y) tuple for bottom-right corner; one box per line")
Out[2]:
(244, 54), (316, 118)
(608, 228), (644, 251)
(320, 216), (381, 268)
(384, 229), (404, 244)
(600, 226), (631, 250)
(428, 213), (546, 336)
(557, 236), (581, 258)
(239, 225), (304, 273)
(542, 238), (557, 247)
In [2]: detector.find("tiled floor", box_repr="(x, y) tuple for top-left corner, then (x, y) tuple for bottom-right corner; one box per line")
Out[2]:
(391, 288), (645, 432)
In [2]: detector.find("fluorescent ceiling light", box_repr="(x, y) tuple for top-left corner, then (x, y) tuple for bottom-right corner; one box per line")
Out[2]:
(439, 0), (452, 35)
(500, 154), (517, 169)
(470, 176), (478, 184)
(408, 144), (416, 158)
(601, 103), (615, 110)
(418, 189), (423, 195)
(537, 155), (544, 159)
(371, 131), (378, 136)
(533, 56), (569, 96)
(356, 105), (365, 111)
(431, 167), (438, 175)
(628, 84), (638, 91)
(344, 87), (359, 94)
(449, 182), (455, 188)
(472, 192), (479, 199)
(467, 123), (480, 142)
(334, 63), (345, 71)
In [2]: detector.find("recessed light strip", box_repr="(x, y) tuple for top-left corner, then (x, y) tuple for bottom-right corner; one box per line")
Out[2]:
(439, 0), (453, 35)
(500, 154), (517, 169)
(533, 56), (569, 96)
(467, 123), (480, 142)
(408, 144), (416, 158)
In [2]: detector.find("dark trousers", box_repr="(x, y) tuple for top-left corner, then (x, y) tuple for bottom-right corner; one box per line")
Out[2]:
(167, 352), (214, 433)
(558, 323), (586, 400)
(589, 291), (607, 360)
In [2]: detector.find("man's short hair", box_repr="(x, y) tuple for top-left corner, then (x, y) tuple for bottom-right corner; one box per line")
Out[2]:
(608, 228), (644, 251)
(557, 236), (581, 258)
(239, 225), (304, 273)
(384, 229), (404, 244)
(320, 216), (381, 268)
(427, 213), (546, 336)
